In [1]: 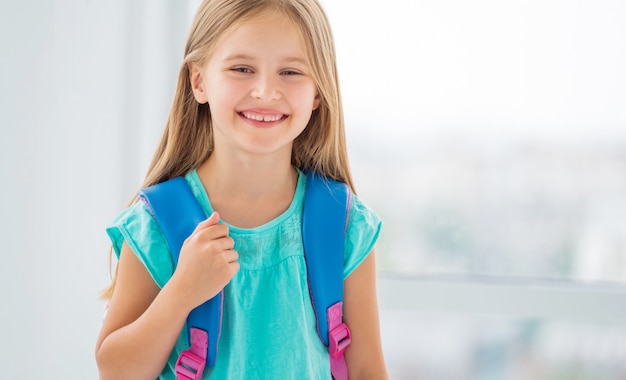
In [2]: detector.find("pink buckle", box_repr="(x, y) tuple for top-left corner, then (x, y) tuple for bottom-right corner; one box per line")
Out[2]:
(328, 322), (352, 359)
(175, 349), (206, 380)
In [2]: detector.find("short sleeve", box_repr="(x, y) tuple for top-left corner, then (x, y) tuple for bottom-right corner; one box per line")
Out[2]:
(343, 194), (383, 279)
(105, 201), (175, 288)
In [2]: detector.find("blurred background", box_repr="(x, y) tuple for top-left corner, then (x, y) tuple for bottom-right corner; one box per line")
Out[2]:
(1, 0), (625, 378)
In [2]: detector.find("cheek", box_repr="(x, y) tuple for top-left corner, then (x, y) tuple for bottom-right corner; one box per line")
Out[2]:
(207, 81), (243, 111)
(293, 84), (319, 110)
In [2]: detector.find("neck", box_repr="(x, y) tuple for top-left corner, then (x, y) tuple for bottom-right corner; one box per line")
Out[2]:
(197, 150), (297, 198)
(196, 150), (299, 228)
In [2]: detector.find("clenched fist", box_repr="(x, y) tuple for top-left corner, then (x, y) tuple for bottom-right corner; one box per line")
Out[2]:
(169, 212), (239, 310)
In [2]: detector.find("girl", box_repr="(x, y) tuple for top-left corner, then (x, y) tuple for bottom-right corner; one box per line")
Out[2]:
(95, 0), (388, 379)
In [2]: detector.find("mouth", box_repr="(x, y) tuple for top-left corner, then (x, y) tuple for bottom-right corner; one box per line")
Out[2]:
(239, 111), (288, 123)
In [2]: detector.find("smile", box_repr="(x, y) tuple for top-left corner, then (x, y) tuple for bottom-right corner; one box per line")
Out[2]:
(239, 111), (287, 122)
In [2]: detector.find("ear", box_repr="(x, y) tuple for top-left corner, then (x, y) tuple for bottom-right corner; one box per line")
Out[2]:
(188, 62), (208, 104)
(312, 93), (321, 110)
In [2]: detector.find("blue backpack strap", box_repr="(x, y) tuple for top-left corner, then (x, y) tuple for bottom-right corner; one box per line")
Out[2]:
(303, 171), (352, 380)
(139, 172), (351, 379)
(139, 177), (222, 379)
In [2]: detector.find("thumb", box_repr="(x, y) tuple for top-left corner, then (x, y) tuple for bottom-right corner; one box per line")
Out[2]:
(195, 211), (221, 230)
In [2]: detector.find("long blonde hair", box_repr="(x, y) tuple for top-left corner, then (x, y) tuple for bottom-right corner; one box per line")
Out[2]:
(102, 0), (353, 299)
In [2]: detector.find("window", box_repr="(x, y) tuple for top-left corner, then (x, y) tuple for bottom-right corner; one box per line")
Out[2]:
(320, 0), (626, 378)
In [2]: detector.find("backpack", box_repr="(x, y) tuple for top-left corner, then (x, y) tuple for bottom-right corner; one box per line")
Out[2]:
(138, 171), (352, 380)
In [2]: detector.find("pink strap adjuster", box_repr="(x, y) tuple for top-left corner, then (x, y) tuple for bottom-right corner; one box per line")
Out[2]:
(175, 350), (205, 380)
(327, 302), (351, 380)
(175, 328), (208, 380)
(329, 322), (352, 358)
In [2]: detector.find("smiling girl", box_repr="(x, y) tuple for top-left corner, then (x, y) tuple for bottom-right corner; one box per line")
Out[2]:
(95, 1), (387, 379)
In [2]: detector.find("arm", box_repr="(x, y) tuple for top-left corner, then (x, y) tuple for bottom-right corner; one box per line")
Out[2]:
(95, 212), (239, 380)
(343, 249), (389, 379)
(95, 242), (188, 380)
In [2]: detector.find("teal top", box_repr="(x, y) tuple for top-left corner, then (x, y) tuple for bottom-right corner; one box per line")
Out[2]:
(106, 169), (382, 379)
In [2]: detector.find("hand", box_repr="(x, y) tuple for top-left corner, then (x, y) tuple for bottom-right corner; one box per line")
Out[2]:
(170, 212), (239, 310)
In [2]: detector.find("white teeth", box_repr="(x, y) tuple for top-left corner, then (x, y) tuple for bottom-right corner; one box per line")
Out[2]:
(242, 112), (284, 122)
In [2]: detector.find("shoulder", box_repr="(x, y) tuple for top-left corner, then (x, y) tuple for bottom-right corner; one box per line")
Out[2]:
(106, 200), (175, 288)
(344, 193), (383, 278)
(106, 200), (157, 255)
(348, 194), (382, 232)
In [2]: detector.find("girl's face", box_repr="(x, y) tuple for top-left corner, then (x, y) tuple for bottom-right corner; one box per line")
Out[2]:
(190, 12), (320, 159)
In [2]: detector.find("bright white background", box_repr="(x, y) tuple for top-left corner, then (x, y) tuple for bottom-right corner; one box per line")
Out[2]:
(1, 1), (625, 379)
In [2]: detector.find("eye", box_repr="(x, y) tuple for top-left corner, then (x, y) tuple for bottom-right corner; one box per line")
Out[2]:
(231, 67), (253, 74)
(281, 70), (302, 76)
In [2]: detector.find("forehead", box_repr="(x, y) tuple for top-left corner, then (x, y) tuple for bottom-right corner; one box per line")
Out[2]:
(210, 11), (308, 62)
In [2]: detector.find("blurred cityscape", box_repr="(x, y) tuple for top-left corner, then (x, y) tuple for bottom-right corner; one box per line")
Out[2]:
(349, 132), (626, 379)
(381, 311), (626, 380)
(350, 133), (626, 284)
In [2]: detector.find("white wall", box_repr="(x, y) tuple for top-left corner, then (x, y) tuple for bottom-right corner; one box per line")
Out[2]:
(0, 1), (190, 378)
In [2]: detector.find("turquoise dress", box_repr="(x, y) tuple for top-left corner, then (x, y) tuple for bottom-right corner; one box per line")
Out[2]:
(106, 169), (382, 379)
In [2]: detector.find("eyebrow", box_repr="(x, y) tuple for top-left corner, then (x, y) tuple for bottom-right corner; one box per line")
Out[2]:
(223, 54), (307, 65)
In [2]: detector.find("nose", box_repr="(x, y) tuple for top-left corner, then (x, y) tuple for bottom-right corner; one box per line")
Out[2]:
(250, 73), (281, 101)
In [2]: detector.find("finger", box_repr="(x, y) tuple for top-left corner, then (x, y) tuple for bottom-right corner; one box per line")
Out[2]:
(215, 237), (235, 255)
(206, 235), (234, 251)
(219, 236), (235, 251)
(230, 261), (240, 274)
(223, 249), (238, 263)
(194, 212), (221, 231)
(198, 224), (230, 242)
